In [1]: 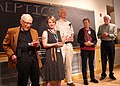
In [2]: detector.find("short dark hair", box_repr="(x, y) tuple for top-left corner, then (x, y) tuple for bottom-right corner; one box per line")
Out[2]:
(83, 18), (90, 23)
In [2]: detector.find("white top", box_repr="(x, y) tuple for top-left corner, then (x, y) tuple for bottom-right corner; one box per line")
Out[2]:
(56, 19), (74, 37)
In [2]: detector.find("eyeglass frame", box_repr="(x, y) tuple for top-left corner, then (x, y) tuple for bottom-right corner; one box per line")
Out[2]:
(22, 20), (33, 26)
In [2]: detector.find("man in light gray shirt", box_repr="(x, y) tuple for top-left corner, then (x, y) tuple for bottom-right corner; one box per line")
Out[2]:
(97, 15), (117, 80)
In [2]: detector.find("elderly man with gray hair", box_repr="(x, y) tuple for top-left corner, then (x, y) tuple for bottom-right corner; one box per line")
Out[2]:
(2, 14), (42, 86)
(56, 8), (75, 86)
(97, 15), (117, 80)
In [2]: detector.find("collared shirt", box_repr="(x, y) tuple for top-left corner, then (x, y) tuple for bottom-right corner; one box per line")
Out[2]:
(17, 28), (32, 51)
(56, 19), (74, 37)
(84, 29), (92, 42)
(80, 28), (95, 50)
(97, 23), (117, 41)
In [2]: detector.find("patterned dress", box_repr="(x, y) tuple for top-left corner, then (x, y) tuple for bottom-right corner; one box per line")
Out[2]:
(44, 30), (65, 82)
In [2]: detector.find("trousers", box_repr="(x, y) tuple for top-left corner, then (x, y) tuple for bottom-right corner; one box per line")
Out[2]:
(17, 53), (40, 86)
(101, 41), (115, 76)
(61, 43), (73, 83)
(81, 50), (95, 80)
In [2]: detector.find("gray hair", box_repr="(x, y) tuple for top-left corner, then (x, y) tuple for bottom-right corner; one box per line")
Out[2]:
(21, 14), (33, 21)
(103, 15), (111, 20)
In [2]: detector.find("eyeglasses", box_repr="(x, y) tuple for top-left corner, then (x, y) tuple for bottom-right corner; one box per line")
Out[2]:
(22, 20), (32, 26)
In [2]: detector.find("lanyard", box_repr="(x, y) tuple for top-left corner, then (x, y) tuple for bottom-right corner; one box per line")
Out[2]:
(48, 29), (59, 42)
(53, 33), (58, 42)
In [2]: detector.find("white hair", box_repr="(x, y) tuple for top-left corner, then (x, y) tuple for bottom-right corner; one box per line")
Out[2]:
(21, 14), (33, 21)
(103, 15), (111, 20)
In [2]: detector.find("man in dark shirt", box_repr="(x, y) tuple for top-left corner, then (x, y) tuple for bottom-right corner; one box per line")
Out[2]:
(2, 14), (42, 86)
(77, 18), (98, 85)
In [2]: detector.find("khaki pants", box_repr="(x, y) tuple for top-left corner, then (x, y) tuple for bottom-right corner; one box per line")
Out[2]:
(61, 43), (73, 83)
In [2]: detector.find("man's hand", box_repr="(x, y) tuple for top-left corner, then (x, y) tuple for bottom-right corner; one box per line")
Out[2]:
(102, 32), (109, 38)
(11, 54), (17, 63)
(84, 41), (93, 46)
(61, 34), (74, 43)
(32, 40), (40, 47)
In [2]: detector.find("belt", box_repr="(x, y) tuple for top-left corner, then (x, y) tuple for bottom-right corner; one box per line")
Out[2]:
(65, 42), (72, 44)
(16, 49), (36, 58)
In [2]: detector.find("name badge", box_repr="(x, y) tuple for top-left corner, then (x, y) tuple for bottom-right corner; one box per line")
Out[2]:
(57, 47), (61, 52)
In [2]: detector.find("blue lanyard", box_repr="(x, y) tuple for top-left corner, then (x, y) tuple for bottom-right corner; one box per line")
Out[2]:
(53, 33), (58, 42)
(48, 29), (59, 42)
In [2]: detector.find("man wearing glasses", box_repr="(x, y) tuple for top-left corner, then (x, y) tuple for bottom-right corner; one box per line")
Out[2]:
(2, 14), (42, 86)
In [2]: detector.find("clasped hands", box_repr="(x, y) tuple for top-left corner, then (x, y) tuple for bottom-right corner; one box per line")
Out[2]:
(84, 41), (94, 46)
(61, 35), (74, 43)
(54, 35), (74, 47)
(54, 42), (64, 47)
(102, 32), (109, 38)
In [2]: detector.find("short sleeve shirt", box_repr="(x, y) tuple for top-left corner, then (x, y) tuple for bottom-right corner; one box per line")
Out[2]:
(56, 19), (74, 37)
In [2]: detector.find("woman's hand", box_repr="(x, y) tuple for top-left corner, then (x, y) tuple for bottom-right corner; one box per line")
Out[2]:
(54, 42), (64, 47)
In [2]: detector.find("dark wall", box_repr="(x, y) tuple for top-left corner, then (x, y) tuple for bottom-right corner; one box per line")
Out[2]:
(0, 0), (95, 52)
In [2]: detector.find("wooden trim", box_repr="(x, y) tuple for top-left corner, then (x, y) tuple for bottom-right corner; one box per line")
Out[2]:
(71, 65), (120, 80)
